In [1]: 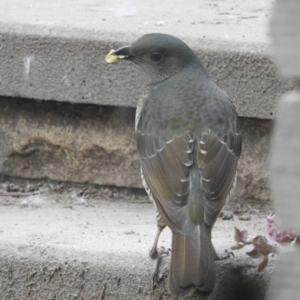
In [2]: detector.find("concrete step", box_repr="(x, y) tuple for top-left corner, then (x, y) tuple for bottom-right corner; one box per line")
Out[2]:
(0, 0), (299, 120)
(0, 0), (285, 218)
(0, 184), (273, 299)
(0, 2), (284, 298)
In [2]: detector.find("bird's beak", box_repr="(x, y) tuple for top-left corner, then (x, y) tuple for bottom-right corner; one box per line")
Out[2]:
(112, 45), (131, 59)
(105, 45), (132, 64)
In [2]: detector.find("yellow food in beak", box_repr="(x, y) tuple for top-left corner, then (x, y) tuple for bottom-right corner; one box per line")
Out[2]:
(105, 49), (119, 63)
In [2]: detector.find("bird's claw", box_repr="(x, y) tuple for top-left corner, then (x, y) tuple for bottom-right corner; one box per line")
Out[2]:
(151, 246), (170, 285)
(150, 245), (170, 259)
(215, 249), (234, 261)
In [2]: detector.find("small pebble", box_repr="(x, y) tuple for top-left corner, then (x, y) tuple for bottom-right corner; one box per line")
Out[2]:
(239, 214), (251, 221)
(220, 210), (233, 220)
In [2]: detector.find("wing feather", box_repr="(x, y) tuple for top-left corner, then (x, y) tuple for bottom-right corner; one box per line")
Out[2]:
(197, 130), (241, 226)
(136, 81), (242, 231)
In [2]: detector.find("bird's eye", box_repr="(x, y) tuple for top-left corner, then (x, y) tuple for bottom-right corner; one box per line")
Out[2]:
(150, 53), (163, 62)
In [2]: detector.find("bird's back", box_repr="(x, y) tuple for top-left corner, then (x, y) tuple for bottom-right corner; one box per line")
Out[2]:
(138, 69), (239, 139)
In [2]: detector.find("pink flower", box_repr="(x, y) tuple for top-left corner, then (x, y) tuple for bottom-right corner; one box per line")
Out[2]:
(266, 214), (296, 243)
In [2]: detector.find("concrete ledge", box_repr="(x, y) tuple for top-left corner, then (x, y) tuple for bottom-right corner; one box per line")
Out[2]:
(0, 97), (272, 201)
(0, 186), (273, 299)
(1, 0), (300, 119)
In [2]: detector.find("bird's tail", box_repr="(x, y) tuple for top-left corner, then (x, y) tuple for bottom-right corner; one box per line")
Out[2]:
(169, 225), (215, 298)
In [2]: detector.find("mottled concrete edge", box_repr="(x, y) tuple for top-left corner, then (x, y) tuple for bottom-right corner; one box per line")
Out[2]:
(0, 97), (272, 201)
(0, 241), (271, 300)
(0, 242), (160, 300)
(1, 22), (300, 119)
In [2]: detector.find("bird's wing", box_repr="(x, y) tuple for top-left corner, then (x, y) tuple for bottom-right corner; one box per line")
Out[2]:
(136, 84), (241, 233)
(197, 113), (242, 226)
(136, 116), (200, 235)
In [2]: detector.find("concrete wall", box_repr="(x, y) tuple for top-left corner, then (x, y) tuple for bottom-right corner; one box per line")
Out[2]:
(267, 0), (300, 298)
(0, 96), (272, 202)
(1, 28), (299, 120)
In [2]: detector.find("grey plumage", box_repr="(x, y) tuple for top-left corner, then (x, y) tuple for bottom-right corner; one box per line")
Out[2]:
(110, 33), (242, 298)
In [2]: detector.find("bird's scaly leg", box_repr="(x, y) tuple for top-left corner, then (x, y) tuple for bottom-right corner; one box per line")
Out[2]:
(150, 210), (170, 283)
(150, 210), (168, 258)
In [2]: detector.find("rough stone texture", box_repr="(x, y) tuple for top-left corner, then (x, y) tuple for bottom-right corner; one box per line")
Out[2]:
(0, 0), (300, 119)
(0, 193), (273, 300)
(270, 0), (300, 77)
(0, 246), (270, 300)
(0, 97), (272, 201)
(0, 97), (140, 188)
(237, 118), (272, 202)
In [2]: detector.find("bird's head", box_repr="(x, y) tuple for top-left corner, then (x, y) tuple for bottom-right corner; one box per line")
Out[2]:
(105, 33), (205, 83)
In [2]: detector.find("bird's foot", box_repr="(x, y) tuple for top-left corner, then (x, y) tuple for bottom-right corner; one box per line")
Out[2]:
(151, 246), (170, 285)
(214, 249), (234, 261)
(149, 244), (170, 259)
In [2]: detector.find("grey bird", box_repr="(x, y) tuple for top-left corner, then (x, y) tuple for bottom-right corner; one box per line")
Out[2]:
(106, 33), (242, 298)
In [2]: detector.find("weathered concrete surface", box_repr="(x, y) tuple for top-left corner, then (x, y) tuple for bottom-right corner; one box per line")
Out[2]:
(237, 118), (272, 202)
(0, 189), (273, 300)
(0, 0), (272, 43)
(0, 0), (300, 119)
(0, 97), (140, 188)
(0, 97), (271, 201)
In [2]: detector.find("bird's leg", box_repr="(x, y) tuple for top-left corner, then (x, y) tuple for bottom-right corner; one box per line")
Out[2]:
(150, 210), (170, 283)
(150, 210), (168, 258)
(149, 225), (164, 259)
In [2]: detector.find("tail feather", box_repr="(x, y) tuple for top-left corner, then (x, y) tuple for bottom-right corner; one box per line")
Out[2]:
(169, 225), (215, 298)
(198, 225), (216, 291)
